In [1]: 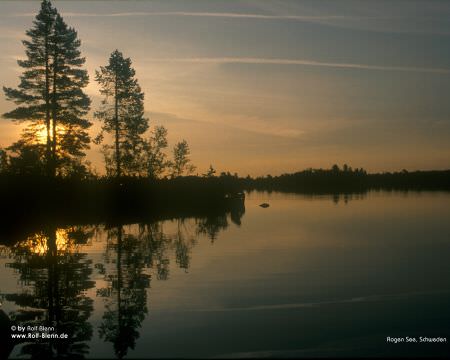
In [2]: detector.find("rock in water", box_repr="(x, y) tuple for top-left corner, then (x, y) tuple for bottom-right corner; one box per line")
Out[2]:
(259, 203), (270, 208)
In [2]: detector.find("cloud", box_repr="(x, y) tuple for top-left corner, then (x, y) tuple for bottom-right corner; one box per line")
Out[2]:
(7, 11), (448, 36)
(148, 111), (304, 140)
(8, 11), (429, 21)
(8, 11), (355, 20)
(143, 57), (450, 75)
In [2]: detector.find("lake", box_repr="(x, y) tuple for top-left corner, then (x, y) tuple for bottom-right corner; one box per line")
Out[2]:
(1, 191), (450, 358)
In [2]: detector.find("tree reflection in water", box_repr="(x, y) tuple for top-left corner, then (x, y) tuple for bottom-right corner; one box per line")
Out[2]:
(3, 226), (95, 359)
(0, 205), (245, 359)
(96, 208), (245, 358)
(97, 225), (151, 359)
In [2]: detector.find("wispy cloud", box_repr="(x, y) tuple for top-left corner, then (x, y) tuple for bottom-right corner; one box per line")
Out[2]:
(66, 11), (346, 20)
(149, 111), (305, 140)
(143, 57), (450, 75)
(9, 11), (417, 21)
(7, 11), (448, 35)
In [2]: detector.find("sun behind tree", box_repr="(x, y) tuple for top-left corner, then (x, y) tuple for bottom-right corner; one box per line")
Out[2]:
(2, 0), (91, 177)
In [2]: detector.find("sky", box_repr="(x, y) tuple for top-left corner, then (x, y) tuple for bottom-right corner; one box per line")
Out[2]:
(0, 0), (449, 176)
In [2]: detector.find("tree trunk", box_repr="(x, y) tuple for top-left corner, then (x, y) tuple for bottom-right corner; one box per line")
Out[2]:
(115, 71), (121, 178)
(45, 33), (52, 177)
(51, 49), (58, 177)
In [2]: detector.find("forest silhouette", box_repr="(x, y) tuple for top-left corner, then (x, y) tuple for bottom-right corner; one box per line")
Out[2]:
(0, 0), (449, 239)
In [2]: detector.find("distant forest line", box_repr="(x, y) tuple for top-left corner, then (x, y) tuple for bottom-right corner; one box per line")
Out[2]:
(2, 163), (450, 190)
(242, 166), (450, 192)
(1, 165), (449, 210)
(1, 165), (448, 245)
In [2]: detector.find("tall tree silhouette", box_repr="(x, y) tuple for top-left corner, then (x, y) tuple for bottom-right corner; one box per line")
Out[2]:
(2, 0), (55, 175)
(95, 50), (149, 177)
(48, 13), (91, 176)
(2, 0), (91, 177)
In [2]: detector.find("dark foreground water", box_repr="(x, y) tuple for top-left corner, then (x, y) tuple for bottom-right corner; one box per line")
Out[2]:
(1, 191), (450, 358)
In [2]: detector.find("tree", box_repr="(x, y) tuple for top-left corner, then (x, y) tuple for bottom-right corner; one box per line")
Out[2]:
(3, 0), (56, 176)
(6, 140), (46, 176)
(202, 164), (216, 177)
(95, 50), (149, 177)
(146, 125), (169, 179)
(48, 13), (92, 176)
(2, 0), (91, 176)
(171, 140), (195, 178)
(331, 164), (340, 173)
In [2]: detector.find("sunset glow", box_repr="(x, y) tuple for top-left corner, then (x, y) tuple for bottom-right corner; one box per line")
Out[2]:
(16, 229), (74, 256)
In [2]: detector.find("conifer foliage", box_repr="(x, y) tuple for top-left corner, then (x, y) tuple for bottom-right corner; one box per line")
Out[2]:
(2, 0), (91, 176)
(95, 50), (149, 177)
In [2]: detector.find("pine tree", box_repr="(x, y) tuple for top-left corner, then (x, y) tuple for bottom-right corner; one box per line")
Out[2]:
(202, 164), (216, 177)
(95, 50), (149, 177)
(49, 13), (91, 176)
(2, 0), (91, 177)
(3, 0), (56, 175)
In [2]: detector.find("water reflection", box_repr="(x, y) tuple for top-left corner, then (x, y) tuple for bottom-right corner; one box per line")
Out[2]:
(0, 204), (244, 359)
(97, 225), (150, 359)
(2, 192), (449, 358)
(4, 226), (94, 358)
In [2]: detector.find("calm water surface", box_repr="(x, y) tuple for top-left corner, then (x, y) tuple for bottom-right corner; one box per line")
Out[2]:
(1, 191), (450, 358)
